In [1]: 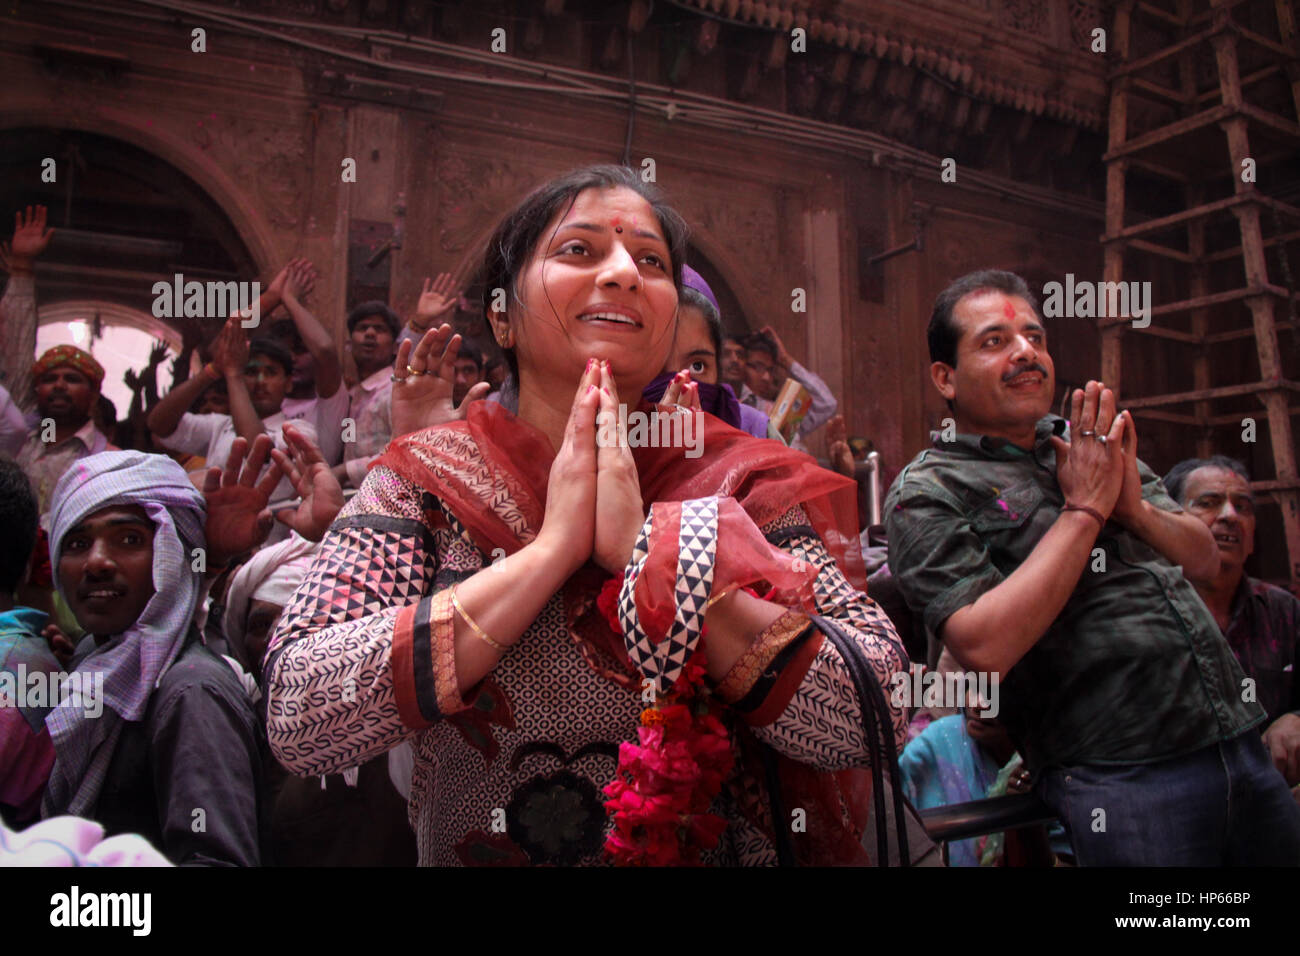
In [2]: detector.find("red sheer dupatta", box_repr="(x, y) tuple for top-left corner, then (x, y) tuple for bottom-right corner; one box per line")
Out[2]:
(374, 399), (888, 865)
(376, 399), (865, 586)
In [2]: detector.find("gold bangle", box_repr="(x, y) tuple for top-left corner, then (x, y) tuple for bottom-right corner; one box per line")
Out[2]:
(705, 586), (737, 610)
(450, 588), (509, 653)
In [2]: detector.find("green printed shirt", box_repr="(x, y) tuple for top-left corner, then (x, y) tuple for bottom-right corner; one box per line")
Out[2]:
(884, 414), (1263, 771)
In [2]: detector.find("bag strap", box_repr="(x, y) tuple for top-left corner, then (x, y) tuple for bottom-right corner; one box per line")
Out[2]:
(813, 615), (911, 866)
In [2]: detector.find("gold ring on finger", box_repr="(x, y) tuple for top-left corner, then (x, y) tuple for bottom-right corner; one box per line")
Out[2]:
(406, 365), (428, 377)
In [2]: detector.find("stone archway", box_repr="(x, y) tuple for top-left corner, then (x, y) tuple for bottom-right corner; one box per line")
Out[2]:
(39, 300), (183, 350)
(0, 105), (279, 275)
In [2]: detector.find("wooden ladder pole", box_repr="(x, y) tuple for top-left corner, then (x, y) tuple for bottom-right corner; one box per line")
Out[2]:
(1103, 0), (1136, 397)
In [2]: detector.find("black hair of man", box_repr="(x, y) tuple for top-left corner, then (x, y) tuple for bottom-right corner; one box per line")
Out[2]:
(456, 337), (486, 373)
(1164, 455), (1252, 505)
(927, 270), (1040, 368)
(0, 457), (38, 594)
(248, 337), (294, 376)
(265, 317), (304, 351)
(740, 331), (778, 363)
(346, 301), (402, 340)
(95, 394), (117, 427)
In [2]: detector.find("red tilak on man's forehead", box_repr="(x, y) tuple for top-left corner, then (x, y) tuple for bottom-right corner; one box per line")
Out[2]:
(1003, 299), (1016, 320)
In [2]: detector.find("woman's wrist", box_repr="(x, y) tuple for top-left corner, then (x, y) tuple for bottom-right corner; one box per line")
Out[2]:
(521, 535), (581, 589)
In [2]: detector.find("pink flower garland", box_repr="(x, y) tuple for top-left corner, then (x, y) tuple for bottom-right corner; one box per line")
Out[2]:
(597, 576), (736, 866)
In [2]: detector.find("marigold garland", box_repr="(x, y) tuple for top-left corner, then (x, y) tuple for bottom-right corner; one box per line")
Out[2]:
(597, 575), (738, 866)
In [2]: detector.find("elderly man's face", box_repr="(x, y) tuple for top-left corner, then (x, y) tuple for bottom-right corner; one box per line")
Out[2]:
(34, 366), (97, 423)
(1182, 466), (1256, 573)
(59, 504), (156, 639)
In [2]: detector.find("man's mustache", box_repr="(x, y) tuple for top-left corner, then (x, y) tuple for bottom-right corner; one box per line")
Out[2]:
(1003, 363), (1049, 382)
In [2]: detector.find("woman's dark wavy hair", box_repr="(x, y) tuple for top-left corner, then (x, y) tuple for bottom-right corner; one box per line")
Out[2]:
(480, 164), (689, 382)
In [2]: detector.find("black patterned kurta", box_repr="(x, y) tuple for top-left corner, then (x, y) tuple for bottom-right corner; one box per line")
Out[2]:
(264, 462), (908, 866)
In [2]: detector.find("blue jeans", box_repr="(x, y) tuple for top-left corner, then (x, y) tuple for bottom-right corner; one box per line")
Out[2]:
(1037, 731), (1300, 865)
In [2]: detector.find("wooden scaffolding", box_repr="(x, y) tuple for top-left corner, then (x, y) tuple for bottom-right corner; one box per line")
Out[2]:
(1103, 0), (1300, 589)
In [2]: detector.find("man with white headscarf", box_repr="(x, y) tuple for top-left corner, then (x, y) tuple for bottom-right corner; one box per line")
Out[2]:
(222, 532), (318, 688)
(221, 533), (416, 866)
(42, 450), (263, 866)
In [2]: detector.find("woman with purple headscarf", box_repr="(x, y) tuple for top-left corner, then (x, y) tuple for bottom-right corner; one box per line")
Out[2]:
(647, 265), (778, 441)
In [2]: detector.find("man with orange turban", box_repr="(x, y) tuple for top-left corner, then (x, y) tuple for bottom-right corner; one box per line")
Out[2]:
(16, 344), (115, 517)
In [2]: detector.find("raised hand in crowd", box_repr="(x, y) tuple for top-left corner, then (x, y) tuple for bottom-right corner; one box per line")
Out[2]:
(826, 413), (847, 446)
(122, 367), (149, 451)
(281, 257), (317, 303)
(170, 341), (195, 389)
(760, 323), (794, 370)
(276, 257), (340, 400)
(209, 313), (269, 445)
(41, 622), (76, 669)
(825, 414), (855, 477)
(0, 205), (54, 275)
(412, 273), (461, 332)
(141, 341), (168, 407)
(270, 422), (344, 542)
(828, 440), (855, 478)
(211, 313), (250, 378)
(389, 323), (491, 437)
(202, 433), (285, 567)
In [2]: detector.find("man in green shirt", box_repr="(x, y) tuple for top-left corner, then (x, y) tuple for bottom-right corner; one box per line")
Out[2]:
(886, 269), (1300, 865)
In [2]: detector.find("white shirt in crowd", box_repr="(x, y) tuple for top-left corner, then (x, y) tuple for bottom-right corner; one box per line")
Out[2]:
(157, 409), (317, 509)
(343, 367), (395, 488)
(281, 385), (350, 466)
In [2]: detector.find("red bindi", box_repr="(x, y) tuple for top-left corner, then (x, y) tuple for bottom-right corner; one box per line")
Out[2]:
(612, 216), (623, 234)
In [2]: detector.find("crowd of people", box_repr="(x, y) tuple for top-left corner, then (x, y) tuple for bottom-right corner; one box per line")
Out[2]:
(0, 167), (1296, 867)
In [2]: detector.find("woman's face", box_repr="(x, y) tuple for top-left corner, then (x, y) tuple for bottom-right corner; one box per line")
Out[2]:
(509, 186), (679, 397)
(665, 305), (718, 384)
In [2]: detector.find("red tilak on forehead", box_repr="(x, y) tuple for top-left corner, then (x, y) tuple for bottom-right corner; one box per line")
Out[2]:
(1003, 299), (1016, 320)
